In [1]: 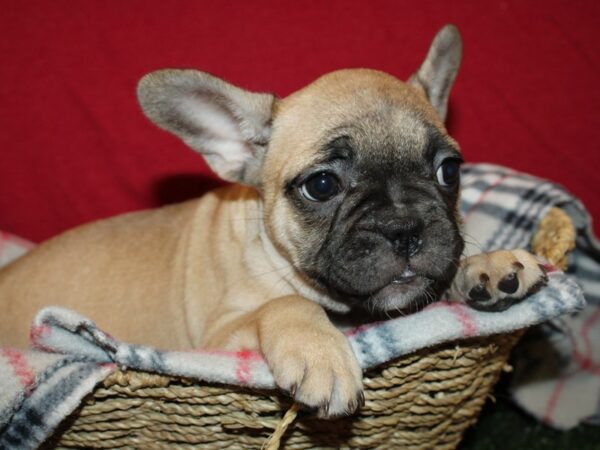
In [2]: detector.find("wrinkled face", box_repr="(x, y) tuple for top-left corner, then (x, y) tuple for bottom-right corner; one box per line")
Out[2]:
(262, 70), (464, 314)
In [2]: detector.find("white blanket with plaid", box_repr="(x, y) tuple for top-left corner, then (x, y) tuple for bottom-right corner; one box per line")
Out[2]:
(0, 164), (597, 449)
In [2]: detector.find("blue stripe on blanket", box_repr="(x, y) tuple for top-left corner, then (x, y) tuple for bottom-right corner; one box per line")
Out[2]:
(0, 363), (102, 450)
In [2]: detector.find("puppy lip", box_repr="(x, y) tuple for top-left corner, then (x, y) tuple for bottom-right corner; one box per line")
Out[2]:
(391, 268), (417, 285)
(327, 268), (423, 298)
(368, 276), (434, 312)
(361, 273), (428, 300)
(391, 277), (415, 285)
(383, 275), (425, 294)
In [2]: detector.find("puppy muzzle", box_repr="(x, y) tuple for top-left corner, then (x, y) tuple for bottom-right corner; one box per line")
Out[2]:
(317, 214), (463, 312)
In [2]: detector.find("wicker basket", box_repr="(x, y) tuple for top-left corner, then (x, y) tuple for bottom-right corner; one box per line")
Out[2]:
(47, 207), (575, 450)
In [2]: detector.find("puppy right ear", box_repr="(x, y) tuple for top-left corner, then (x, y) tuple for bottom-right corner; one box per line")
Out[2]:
(137, 69), (276, 185)
(409, 24), (462, 123)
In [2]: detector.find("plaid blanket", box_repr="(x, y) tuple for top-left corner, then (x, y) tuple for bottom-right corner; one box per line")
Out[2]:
(0, 164), (595, 449)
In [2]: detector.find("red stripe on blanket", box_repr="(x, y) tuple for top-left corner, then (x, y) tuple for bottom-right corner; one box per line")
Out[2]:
(190, 347), (265, 361)
(29, 324), (52, 345)
(538, 306), (600, 425)
(542, 328), (600, 426)
(447, 302), (478, 337)
(572, 351), (600, 376)
(543, 263), (559, 273)
(345, 321), (381, 337)
(235, 349), (262, 384)
(425, 301), (478, 336)
(581, 306), (600, 359)
(100, 362), (118, 370)
(542, 371), (575, 425)
(1, 348), (35, 392)
(464, 174), (510, 219)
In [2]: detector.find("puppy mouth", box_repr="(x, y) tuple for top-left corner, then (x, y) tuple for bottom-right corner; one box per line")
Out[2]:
(366, 273), (433, 312)
(390, 268), (418, 286)
(320, 266), (436, 312)
(377, 268), (428, 297)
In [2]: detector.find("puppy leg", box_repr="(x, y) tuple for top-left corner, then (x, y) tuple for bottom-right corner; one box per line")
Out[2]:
(449, 249), (548, 312)
(206, 296), (363, 418)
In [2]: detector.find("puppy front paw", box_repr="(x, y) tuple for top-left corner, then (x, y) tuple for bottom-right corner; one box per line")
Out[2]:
(451, 249), (548, 312)
(264, 324), (363, 418)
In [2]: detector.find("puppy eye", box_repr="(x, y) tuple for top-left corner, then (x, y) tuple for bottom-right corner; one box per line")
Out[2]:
(436, 158), (462, 187)
(300, 172), (341, 202)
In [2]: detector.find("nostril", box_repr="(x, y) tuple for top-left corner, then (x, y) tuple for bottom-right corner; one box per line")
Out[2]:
(408, 235), (423, 256)
(392, 234), (423, 257)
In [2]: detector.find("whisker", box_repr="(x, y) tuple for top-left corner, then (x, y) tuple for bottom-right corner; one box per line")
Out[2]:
(247, 264), (294, 280)
(265, 266), (299, 299)
(228, 217), (264, 222)
(461, 232), (485, 253)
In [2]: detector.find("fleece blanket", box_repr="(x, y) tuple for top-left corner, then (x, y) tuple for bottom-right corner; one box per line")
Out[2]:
(0, 164), (595, 449)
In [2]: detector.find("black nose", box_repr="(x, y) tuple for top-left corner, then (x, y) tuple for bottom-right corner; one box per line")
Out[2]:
(379, 217), (424, 257)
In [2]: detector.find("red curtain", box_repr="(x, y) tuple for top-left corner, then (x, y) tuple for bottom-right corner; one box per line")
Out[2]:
(1, 0), (598, 242)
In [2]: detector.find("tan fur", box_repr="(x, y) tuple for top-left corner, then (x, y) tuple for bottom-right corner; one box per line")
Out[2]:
(0, 25), (545, 416)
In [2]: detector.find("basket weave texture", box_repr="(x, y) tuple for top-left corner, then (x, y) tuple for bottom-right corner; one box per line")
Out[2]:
(50, 207), (575, 450)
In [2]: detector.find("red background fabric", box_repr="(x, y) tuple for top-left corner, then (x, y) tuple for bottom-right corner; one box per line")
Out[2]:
(1, 0), (598, 242)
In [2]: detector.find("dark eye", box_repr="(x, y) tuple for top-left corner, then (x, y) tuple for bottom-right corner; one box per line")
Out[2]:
(436, 158), (462, 187)
(300, 172), (341, 202)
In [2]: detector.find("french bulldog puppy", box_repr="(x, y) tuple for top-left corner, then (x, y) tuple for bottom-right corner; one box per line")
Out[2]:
(0, 25), (547, 417)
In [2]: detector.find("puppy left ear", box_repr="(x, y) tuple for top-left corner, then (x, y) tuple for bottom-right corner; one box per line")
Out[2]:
(137, 69), (276, 185)
(409, 24), (462, 122)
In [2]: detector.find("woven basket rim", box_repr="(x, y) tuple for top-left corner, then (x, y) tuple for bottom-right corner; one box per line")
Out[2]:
(101, 329), (527, 393)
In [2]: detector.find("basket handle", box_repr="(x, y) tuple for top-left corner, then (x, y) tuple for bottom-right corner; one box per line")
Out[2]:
(531, 207), (576, 270)
(263, 403), (301, 450)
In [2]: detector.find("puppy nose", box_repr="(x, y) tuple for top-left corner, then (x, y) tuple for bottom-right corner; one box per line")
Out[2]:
(380, 217), (424, 257)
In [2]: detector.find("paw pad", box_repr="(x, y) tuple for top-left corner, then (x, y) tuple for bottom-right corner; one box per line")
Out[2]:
(453, 249), (549, 312)
(468, 282), (491, 302)
(497, 271), (519, 294)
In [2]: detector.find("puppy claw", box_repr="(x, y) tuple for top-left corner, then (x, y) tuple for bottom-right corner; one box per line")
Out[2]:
(317, 400), (331, 418)
(357, 390), (365, 407)
(452, 249), (549, 312)
(346, 399), (358, 415)
(289, 383), (297, 397)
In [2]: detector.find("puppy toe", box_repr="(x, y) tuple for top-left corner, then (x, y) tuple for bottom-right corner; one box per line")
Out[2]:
(295, 363), (335, 412)
(325, 360), (363, 417)
(467, 273), (491, 303)
(270, 352), (307, 396)
(510, 249), (549, 296)
(468, 283), (492, 302)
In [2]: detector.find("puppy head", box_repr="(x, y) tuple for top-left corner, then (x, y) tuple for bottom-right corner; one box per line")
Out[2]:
(138, 25), (464, 315)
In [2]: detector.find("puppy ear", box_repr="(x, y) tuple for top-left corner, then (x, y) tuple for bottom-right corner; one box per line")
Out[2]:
(409, 24), (462, 122)
(137, 69), (276, 185)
